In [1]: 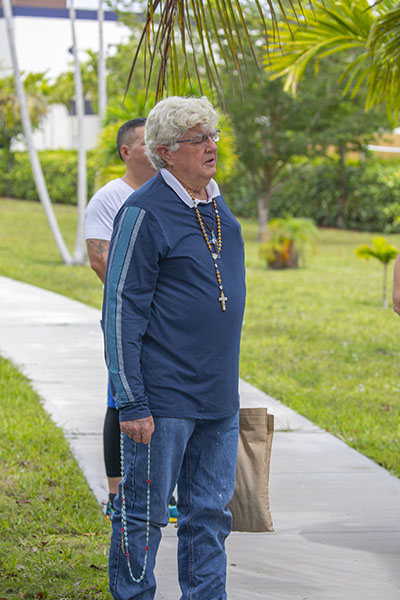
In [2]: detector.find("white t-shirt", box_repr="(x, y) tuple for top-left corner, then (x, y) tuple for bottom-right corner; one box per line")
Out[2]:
(85, 178), (133, 241)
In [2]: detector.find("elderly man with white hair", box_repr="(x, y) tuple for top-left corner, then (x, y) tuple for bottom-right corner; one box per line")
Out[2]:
(102, 96), (246, 600)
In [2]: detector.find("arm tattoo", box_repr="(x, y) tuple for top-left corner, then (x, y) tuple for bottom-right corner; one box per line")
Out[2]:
(87, 239), (109, 259)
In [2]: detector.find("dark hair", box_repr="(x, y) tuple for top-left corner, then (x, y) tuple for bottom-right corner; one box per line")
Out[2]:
(116, 118), (147, 161)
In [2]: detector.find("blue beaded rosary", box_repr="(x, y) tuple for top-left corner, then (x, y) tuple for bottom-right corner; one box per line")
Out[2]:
(119, 432), (151, 583)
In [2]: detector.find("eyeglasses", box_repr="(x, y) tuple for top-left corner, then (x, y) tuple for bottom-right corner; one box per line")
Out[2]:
(176, 130), (220, 146)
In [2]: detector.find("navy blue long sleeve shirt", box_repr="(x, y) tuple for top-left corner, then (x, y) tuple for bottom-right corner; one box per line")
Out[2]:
(102, 173), (246, 422)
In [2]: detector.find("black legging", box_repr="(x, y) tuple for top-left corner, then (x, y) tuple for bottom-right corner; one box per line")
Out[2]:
(103, 406), (121, 478)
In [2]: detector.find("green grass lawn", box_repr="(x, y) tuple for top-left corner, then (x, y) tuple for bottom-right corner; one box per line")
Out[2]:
(0, 197), (104, 307)
(242, 221), (400, 476)
(0, 196), (399, 594)
(0, 356), (110, 597)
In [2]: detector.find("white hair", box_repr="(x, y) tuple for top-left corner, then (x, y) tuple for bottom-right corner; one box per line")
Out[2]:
(144, 96), (219, 170)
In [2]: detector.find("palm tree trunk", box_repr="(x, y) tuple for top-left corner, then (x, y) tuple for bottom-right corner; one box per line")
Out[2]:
(257, 193), (269, 242)
(98, 0), (107, 123)
(336, 145), (348, 229)
(257, 180), (275, 242)
(383, 263), (388, 308)
(70, 0), (88, 265)
(3, 0), (72, 265)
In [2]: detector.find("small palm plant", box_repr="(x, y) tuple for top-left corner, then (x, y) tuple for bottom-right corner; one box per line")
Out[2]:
(355, 236), (399, 308)
(259, 215), (318, 269)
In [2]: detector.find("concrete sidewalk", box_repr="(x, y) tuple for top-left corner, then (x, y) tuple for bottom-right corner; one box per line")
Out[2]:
(0, 275), (399, 599)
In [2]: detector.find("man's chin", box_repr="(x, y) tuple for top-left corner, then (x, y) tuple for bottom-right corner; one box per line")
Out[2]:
(205, 163), (217, 177)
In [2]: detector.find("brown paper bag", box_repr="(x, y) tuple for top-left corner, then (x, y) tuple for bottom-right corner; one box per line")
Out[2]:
(228, 407), (274, 532)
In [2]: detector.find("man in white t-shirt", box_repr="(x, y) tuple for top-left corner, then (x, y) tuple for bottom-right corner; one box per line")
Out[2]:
(85, 118), (156, 519)
(86, 118), (155, 280)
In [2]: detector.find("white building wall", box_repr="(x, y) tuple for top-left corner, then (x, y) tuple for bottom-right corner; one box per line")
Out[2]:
(11, 103), (101, 151)
(67, 112), (101, 151)
(0, 19), (9, 72)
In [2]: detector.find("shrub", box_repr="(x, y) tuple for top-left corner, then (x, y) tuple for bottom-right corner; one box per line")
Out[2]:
(345, 161), (400, 232)
(223, 156), (400, 232)
(221, 169), (259, 219)
(3, 148), (400, 232)
(0, 150), (9, 196)
(1, 149), (96, 204)
(270, 159), (341, 227)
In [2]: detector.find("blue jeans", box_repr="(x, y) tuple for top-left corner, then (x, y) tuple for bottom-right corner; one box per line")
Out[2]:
(109, 412), (239, 600)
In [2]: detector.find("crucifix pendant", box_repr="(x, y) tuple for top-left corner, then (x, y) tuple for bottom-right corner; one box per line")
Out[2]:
(218, 290), (228, 311)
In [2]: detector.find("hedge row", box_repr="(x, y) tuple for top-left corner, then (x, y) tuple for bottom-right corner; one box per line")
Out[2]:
(2, 150), (400, 232)
(0, 149), (97, 205)
(223, 157), (400, 232)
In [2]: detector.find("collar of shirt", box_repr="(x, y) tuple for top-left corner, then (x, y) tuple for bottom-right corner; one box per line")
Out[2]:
(160, 168), (220, 208)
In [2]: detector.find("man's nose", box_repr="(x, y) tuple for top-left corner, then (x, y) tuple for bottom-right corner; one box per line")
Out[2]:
(205, 135), (218, 150)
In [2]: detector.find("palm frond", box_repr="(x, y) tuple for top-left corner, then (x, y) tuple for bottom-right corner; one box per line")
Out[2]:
(124, 0), (311, 104)
(355, 236), (398, 263)
(366, 4), (400, 122)
(266, 0), (374, 82)
(265, 0), (400, 124)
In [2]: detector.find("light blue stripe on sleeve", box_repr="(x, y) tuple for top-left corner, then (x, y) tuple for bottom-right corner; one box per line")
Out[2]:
(104, 206), (146, 406)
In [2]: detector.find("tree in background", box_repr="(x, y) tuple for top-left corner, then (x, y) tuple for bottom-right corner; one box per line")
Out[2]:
(288, 57), (390, 229)
(223, 10), (390, 238)
(0, 73), (49, 185)
(225, 71), (313, 240)
(50, 50), (98, 113)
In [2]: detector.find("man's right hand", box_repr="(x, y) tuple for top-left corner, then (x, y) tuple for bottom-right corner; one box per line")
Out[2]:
(120, 416), (155, 445)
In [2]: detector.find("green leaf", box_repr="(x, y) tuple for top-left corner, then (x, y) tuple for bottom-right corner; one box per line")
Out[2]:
(355, 236), (399, 264)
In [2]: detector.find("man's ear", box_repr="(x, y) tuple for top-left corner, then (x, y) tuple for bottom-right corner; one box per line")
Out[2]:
(156, 145), (173, 167)
(119, 144), (130, 162)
